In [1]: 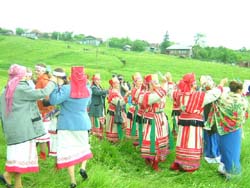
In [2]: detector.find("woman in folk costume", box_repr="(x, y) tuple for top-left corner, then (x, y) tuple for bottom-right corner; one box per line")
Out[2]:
(163, 72), (182, 139)
(47, 68), (69, 157)
(126, 72), (143, 146)
(49, 66), (92, 188)
(170, 73), (227, 172)
(161, 72), (180, 138)
(205, 80), (248, 179)
(138, 74), (170, 171)
(34, 63), (55, 160)
(199, 75), (221, 164)
(88, 73), (108, 139)
(106, 76), (130, 143)
(0, 64), (56, 188)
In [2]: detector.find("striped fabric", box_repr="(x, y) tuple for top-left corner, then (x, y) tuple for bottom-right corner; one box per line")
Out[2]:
(141, 112), (169, 161)
(106, 110), (127, 143)
(179, 92), (205, 122)
(91, 116), (105, 139)
(126, 106), (137, 138)
(174, 125), (203, 170)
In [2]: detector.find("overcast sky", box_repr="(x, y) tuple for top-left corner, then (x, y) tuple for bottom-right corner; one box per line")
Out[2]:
(0, 0), (249, 49)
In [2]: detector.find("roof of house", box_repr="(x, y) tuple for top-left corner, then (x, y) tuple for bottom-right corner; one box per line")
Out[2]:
(166, 44), (192, 50)
(83, 35), (102, 41)
(123, 44), (131, 48)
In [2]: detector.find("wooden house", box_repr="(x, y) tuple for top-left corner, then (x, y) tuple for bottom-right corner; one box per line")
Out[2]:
(166, 44), (193, 58)
(82, 36), (102, 46)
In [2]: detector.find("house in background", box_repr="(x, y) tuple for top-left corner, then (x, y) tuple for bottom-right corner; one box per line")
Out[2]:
(81, 35), (102, 46)
(123, 44), (132, 51)
(166, 44), (193, 58)
(149, 43), (160, 53)
(21, 32), (38, 40)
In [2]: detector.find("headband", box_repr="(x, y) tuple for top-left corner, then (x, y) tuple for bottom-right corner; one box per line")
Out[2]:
(35, 65), (46, 72)
(53, 71), (66, 77)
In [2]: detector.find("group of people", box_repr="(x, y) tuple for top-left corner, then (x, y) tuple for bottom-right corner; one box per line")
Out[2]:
(0, 63), (249, 188)
(88, 70), (249, 178)
(0, 64), (92, 188)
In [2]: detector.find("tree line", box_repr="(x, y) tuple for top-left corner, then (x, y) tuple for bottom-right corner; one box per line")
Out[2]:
(1, 27), (250, 64)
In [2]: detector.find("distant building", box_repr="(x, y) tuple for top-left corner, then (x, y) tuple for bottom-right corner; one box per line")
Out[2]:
(0, 28), (14, 35)
(166, 44), (193, 58)
(149, 43), (160, 53)
(81, 36), (102, 46)
(123, 45), (132, 51)
(21, 32), (38, 40)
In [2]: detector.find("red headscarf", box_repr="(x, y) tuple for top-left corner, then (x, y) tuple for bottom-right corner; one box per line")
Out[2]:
(5, 64), (27, 115)
(109, 76), (119, 87)
(181, 73), (196, 92)
(70, 66), (90, 98)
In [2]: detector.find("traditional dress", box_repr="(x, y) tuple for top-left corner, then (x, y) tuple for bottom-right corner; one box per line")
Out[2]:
(170, 73), (223, 172)
(205, 90), (249, 176)
(89, 74), (108, 139)
(47, 108), (60, 157)
(35, 70), (55, 159)
(106, 77), (128, 142)
(139, 74), (170, 171)
(126, 72), (143, 145)
(171, 84), (182, 138)
(200, 75), (220, 164)
(49, 66), (93, 169)
(0, 64), (55, 174)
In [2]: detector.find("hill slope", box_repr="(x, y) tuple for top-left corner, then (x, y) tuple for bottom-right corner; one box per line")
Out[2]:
(0, 35), (250, 188)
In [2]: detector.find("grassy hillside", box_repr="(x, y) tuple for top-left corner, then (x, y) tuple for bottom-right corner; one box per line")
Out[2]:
(0, 35), (250, 188)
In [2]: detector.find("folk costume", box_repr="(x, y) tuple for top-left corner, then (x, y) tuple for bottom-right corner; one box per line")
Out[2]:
(106, 76), (128, 143)
(171, 82), (182, 138)
(0, 64), (56, 188)
(126, 72), (143, 146)
(200, 75), (221, 164)
(35, 64), (55, 159)
(47, 68), (68, 157)
(88, 73), (108, 139)
(50, 66), (92, 187)
(49, 66), (93, 169)
(205, 81), (249, 177)
(139, 74), (170, 171)
(170, 73), (224, 172)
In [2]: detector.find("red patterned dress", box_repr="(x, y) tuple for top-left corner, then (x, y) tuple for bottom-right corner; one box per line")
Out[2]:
(140, 87), (170, 170)
(106, 88), (127, 142)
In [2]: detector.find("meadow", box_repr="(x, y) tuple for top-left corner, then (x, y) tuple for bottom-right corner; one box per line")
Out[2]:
(0, 35), (250, 188)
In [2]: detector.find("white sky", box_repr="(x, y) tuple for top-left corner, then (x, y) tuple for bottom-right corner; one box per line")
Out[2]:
(0, 0), (249, 49)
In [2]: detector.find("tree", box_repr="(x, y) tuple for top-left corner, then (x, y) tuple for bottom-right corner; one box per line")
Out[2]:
(194, 33), (206, 47)
(131, 40), (149, 52)
(61, 32), (73, 41)
(74, 34), (85, 41)
(109, 37), (132, 49)
(40, 32), (50, 39)
(160, 31), (171, 53)
(51, 32), (61, 40)
(16, 27), (25, 35)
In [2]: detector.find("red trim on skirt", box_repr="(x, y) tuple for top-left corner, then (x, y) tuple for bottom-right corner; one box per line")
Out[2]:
(57, 153), (93, 169)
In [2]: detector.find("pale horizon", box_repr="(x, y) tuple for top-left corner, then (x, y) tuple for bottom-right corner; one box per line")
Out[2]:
(1, 0), (249, 50)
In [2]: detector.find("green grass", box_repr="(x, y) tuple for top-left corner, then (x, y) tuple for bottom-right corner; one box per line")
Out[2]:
(0, 35), (250, 188)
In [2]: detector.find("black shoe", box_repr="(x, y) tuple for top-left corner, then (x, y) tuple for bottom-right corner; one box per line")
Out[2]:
(0, 175), (12, 188)
(79, 169), (88, 180)
(70, 183), (77, 188)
